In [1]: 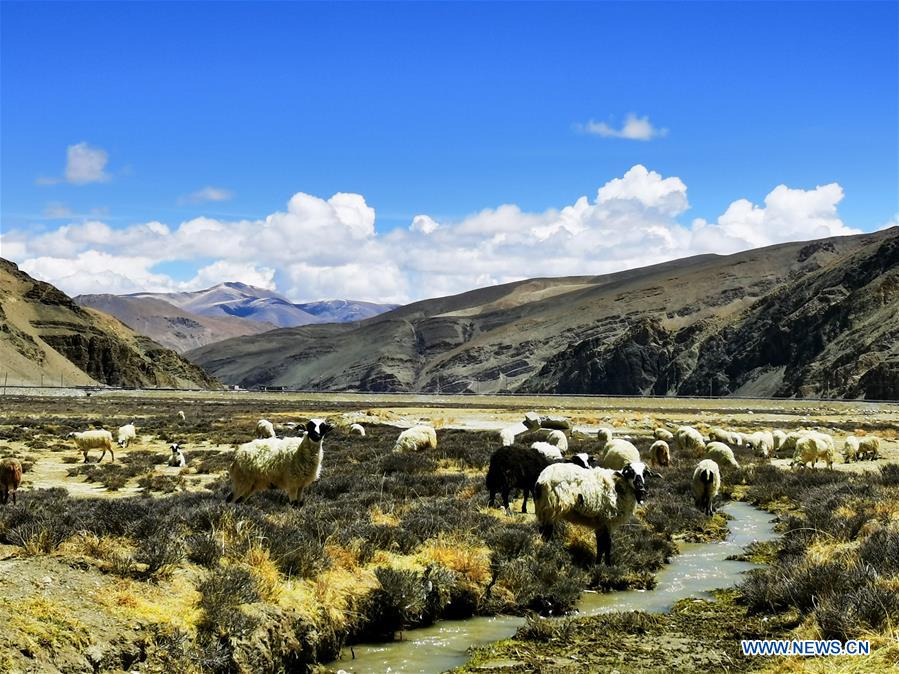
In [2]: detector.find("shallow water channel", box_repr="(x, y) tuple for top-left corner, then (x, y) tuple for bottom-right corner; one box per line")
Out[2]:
(331, 501), (778, 674)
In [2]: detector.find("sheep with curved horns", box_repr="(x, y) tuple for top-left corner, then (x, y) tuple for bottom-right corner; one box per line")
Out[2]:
(349, 423), (366, 437)
(255, 419), (276, 439)
(692, 459), (720, 516)
(67, 430), (115, 463)
(705, 441), (740, 469)
(600, 439), (641, 470)
(535, 461), (660, 565)
(227, 419), (333, 506)
(649, 440), (671, 467)
(116, 423), (137, 449)
(0, 458), (23, 505)
(675, 426), (705, 457)
(393, 425), (438, 452)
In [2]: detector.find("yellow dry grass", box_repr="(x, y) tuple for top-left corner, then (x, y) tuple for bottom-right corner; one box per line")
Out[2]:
(96, 573), (201, 631)
(417, 534), (492, 588)
(7, 597), (91, 652)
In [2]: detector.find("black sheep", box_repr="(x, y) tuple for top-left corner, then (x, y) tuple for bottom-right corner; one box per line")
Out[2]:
(486, 444), (554, 514)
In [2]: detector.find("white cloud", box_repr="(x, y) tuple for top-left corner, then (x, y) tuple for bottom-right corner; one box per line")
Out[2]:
(178, 186), (234, 205)
(580, 113), (667, 141)
(65, 142), (110, 184)
(6, 167), (863, 304)
(43, 202), (73, 218)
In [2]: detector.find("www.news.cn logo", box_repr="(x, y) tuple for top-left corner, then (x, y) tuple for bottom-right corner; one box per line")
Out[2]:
(742, 639), (870, 657)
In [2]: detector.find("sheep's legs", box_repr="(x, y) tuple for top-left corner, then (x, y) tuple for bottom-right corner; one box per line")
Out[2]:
(595, 529), (612, 566)
(520, 490), (529, 514)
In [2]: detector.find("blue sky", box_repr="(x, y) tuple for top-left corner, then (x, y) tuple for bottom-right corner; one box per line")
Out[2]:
(1, 1), (896, 302)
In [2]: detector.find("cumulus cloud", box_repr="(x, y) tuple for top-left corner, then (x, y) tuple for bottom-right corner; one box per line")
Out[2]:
(579, 113), (668, 141)
(178, 186), (234, 205)
(5, 165), (862, 303)
(36, 142), (111, 185)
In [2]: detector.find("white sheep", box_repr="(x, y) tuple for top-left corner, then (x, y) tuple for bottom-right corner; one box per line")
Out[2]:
(843, 435), (860, 462)
(531, 441), (564, 462)
(227, 419), (333, 506)
(772, 430), (787, 452)
(708, 427), (737, 445)
(67, 429), (115, 463)
(544, 429), (569, 452)
(499, 427), (518, 446)
(393, 425), (438, 452)
(116, 423), (137, 449)
(349, 423), (366, 437)
(855, 436), (881, 461)
(692, 459), (721, 516)
(653, 427), (674, 442)
(705, 441), (740, 468)
(746, 431), (774, 459)
(255, 419), (276, 439)
(791, 434), (836, 470)
(177, 410), (186, 422)
(649, 440), (671, 467)
(675, 426), (706, 457)
(597, 427), (614, 446)
(535, 461), (657, 565)
(168, 442), (187, 467)
(600, 439), (641, 470)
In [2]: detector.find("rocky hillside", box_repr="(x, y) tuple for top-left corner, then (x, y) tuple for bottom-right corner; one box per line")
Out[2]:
(0, 259), (218, 388)
(74, 293), (276, 353)
(186, 228), (898, 399)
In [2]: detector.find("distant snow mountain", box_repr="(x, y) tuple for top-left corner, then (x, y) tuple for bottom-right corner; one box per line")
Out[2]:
(128, 282), (398, 328)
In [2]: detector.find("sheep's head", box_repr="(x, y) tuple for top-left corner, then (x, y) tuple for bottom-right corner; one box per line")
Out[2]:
(305, 419), (333, 442)
(170, 442), (182, 453)
(615, 462), (661, 505)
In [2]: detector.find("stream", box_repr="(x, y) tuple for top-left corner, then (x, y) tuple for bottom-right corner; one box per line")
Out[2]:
(330, 501), (778, 674)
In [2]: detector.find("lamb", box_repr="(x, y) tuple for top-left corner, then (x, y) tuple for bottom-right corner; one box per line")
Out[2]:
(535, 461), (658, 565)
(67, 429), (115, 463)
(705, 441), (740, 469)
(168, 442), (187, 468)
(856, 436), (881, 461)
(791, 434), (836, 470)
(227, 418), (333, 506)
(675, 426), (706, 457)
(486, 445), (554, 514)
(653, 428), (674, 442)
(692, 459), (721, 516)
(600, 439), (641, 470)
(393, 425), (438, 452)
(349, 423), (366, 437)
(0, 458), (23, 505)
(116, 422), (137, 448)
(255, 419), (276, 439)
(649, 440), (671, 467)
(531, 442), (564, 462)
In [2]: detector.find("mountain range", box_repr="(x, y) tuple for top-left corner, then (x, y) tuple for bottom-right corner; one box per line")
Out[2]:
(75, 283), (398, 352)
(0, 259), (217, 389)
(186, 228), (899, 400)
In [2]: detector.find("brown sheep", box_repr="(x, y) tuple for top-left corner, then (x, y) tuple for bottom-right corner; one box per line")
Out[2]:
(0, 458), (23, 505)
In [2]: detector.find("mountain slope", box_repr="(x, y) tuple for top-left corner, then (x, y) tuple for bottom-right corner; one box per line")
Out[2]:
(130, 282), (398, 328)
(0, 259), (218, 388)
(74, 294), (276, 353)
(187, 228), (897, 398)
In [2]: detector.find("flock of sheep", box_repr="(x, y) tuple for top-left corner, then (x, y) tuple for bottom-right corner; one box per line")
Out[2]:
(0, 407), (889, 570)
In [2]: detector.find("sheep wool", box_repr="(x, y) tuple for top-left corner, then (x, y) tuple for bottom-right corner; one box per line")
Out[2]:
(393, 425), (438, 452)
(349, 423), (366, 437)
(653, 427), (674, 442)
(228, 419), (333, 506)
(692, 459), (721, 516)
(792, 435), (836, 469)
(255, 419), (276, 439)
(545, 429), (569, 452)
(857, 436), (881, 461)
(675, 426), (706, 456)
(597, 427), (614, 446)
(0, 457), (23, 505)
(531, 441), (564, 462)
(649, 440), (671, 467)
(117, 423), (137, 449)
(843, 435), (860, 462)
(705, 441), (740, 468)
(68, 429), (115, 463)
(600, 439), (640, 470)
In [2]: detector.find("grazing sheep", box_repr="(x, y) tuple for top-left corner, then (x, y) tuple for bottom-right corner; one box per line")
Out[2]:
(0, 458), (23, 505)
(116, 423), (137, 449)
(255, 419), (276, 439)
(708, 428), (737, 445)
(177, 410), (186, 421)
(692, 459), (721, 516)
(675, 426), (706, 457)
(791, 434), (836, 470)
(746, 431), (774, 459)
(531, 442), (564, 462)
(653, 427), (674, 442)
(772, 430), (787, 452)
(535, 461), (658, 565)
(227, 419), (333, 506)
(705, 441), (740, 469)
(499, 427), (518, 446)
(857, 436), (881, 461)
(600, 439), (641, 470)
(67, 429), (115, 463)
(486, 445), (554, 514)
(168, 443), (187, 468)
(649, 440), (671, 467)
(782, 430), (835, 457)
(349, 423), (366, 437)
(393, 425), (438, 452)
(545, 429), (569, 452)
(597, 427), (614, 446)
(843, 435), (860, 462)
